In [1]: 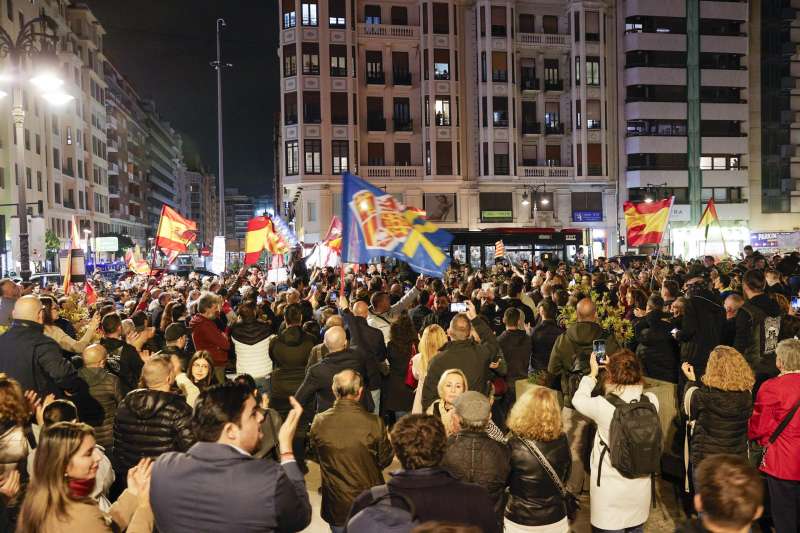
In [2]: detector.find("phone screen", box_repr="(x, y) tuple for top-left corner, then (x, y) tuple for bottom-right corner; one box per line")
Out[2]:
(792, 296), (800, 312)
(450, 302), (468, 313)
(593, 339), (607, 363)
(481, 282), (492, 291)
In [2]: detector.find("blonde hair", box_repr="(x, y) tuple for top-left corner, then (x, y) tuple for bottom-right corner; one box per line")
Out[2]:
(419, 324), (448, 374)
(437, 368), (468, 401)
(507, 387), (562, 442)
(702, 346), (755, 392)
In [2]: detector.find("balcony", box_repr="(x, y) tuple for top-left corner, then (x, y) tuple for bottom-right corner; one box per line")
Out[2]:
(393, 118), (413, 132)
(521, 122), (541, 135)
(107, 140), (119, 153)
(544, 79), (564, 92)
(363, 165), (423, 179)
(517, 32), (571, 50)
(521, 78), (540, 91)
(108, 162), (120, 176)
(367, 117), (387, 132)
(517, 166), (573, 179)
(357, 23), (419, 40)
(366, 71), (386, 85)
(545, 122), (565, 135)
(393, 70), (412, 85)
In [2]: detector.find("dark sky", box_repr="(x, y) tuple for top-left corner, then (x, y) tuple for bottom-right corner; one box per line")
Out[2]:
(86, 0), (278, 197)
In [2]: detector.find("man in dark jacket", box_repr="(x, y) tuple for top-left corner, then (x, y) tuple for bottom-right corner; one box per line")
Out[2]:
(635, 294), (680, 383)
(420, 292), (456, 331)
(530, 300), (563, 373)
(736, 269), (783, 389)
(155, 322), (191, 372)
(496, 276), (535, 326)
(189, 292), (230, 382)
(76, 343), (123, 449)
(0, 296), (84, 398)
(295, 326), (378, 415)
(308, 369), (393, 532)
(408, 289), (432, 333)
(675, 276), (725, 379)
(348, 414), (500, 532)
(421, 301), (504, 410)
(340, 299), (387, 364)
(100, 312), (144, 394)
(440, 392), (510, 523)
(151, 382), (312, 532)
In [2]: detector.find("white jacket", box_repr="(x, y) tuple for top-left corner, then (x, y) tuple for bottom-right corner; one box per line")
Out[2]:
(233, 336), (273, 379)
(368, 286), (419, 344)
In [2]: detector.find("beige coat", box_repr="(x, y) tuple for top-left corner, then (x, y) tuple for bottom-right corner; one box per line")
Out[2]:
(37, 489), (153, 533)
(44, 323), (96, 354)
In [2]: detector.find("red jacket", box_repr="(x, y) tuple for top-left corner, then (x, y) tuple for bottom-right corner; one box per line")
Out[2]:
(189, 314), (230, 367)
(748, 373), (800, 480)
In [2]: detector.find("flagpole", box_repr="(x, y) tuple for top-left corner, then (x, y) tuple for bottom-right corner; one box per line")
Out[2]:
(650, 196), (675, 292)
(150, 205), (166, 276)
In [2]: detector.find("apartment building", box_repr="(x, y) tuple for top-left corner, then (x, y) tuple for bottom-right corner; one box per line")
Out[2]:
(225, 187), (255, 241)
(141, 99), (183, 229)
(618, 0), (751, 257)
(278, 0), (618, 262)
(185, 169), (218, 246)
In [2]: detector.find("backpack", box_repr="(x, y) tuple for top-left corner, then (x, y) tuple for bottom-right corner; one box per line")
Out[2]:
(597, 394), (662, 483)
(563, 331), (608, 405)
(347, 485), (419, 533)
(740, 302), (781, 365)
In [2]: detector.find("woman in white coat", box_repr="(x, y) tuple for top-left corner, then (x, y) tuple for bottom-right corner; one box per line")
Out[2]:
(572, 349), (658, 533)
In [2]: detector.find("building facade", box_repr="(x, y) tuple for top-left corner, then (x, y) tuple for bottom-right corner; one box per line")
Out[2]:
(224, 187), (255, 241)
(277, 0), (619, 263)
(185, 169), (218, 247)
(141, 100), (184, 230)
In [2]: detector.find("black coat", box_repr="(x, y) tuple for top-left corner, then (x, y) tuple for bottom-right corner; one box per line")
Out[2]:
(342, 310), (387, 363)
(498, 329), (532, 384)
(505, 434), (571, 526)
(348, 467), (501, 533)
(678, 289), (725, 378)
(112, 389), (195, 473)
(0, 320), (84, 397)
(636, 311), (680, 383)
(684, 384), (753, 468)
(530, 320), (564, 372)
(383, 341), (414, 412)
(497, 298), (535, 326)
(101, 337), (143, 394)
(408, 304), (432, 333)
(421, 310), (456, 331)
(441, 429), (511, 522)
(269, 325), (316, 417)
(294, 349), (377, 415)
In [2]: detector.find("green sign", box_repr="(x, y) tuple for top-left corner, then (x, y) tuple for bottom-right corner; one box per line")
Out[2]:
(481, 210), (513, 219)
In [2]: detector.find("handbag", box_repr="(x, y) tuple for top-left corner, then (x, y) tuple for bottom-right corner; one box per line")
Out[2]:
(405, 344), (419, 388)
(749, 398), (800, 469)
(517, 435), (580, 521)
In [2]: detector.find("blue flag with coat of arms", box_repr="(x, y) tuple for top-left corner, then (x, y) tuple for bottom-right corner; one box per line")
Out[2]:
(341, 172), (453, 277)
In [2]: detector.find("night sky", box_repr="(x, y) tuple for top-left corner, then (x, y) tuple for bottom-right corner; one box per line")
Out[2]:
(85, 1), (279, 198)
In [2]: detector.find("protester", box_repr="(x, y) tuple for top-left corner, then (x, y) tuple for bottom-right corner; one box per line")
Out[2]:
(411, 324), (448, 414)
(420, 291), (456, 330)
(99, 312), (144, 393)
(230, 300), (273, 392)
(308, 369), (393, 532)
(530, 300), (563, 373)
(675, 277), (725, 379)
(505, 387), (571, 533)
(0, 375), (29, 510)
(635, 294), (680, 383)
(384, 313), (417, 419)
(426, 368), (468, 436)
(409, 289), (432, 333)
(269, 303), (316, 418)
(187, 350), (220, 392)
(156, 322), (190, 372)
(736, 269), (783, 387)
(76, 343), (124, 449)
(497, 307), (532, 408)
(189, 292), (231, 383)
(40, 296), (101, 354)
(367, 276), (422, 343)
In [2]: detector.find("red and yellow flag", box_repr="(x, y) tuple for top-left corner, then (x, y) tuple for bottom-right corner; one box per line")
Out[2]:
(698, 198), (720, 238)
(624, 198), (672, 246)
(322, 216), (343, 254)
(244, 216), (272, 265)
(155, 205), (197, 252)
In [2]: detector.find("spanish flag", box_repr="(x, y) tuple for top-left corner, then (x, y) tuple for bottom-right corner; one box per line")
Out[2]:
(624, 197), (672, 247)
(321, 216), (343, 254)
(155, 205), (197, 252)
(244, 216), (272, 265)
(698, 198), (720, 239)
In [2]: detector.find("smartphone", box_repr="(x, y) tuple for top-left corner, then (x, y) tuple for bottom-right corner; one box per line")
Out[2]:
(593, 339), (607, 364)
(481, 282), (492, 291)
(357, 277), (364, 283)
(792, 296), (800, 312)
(450, 302), (468, 313)
(329, 291), (338, 302)
(257, 296), (264, 305)
(671, 328), (679, 335)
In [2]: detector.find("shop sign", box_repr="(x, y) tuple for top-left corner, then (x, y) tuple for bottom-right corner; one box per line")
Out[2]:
(572, 210), (602, 222)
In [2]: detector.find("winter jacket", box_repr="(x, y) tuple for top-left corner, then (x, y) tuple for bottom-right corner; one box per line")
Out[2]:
(268, 325), (316, 417)
(547, 321), (621, 408)
(30, 489), (153, 533)
(635, 310), (680, 383)
(100, 337), (143, 394)
(505, 434), (571, 527)
(348, 467), (501, 533)
(384, 341), (415, 412)
(230, 319), (273, 378)
(341, 309), (387, 363)
(77, 367), (124, 449)
(735, 293), (783, 373)
(189, 313), (230, 367)
(308, 399), (393, 526)
(112, 389), (194, 473)
(498, 329), (532, 385)
(420, 310), (456, 331)
(409, 304), (432, 333)
(497, 297), (536, 326)
(441, 429), (511, 522)
(295, 349), (377, 415)
(678, 289), (725, 378)
(780, 314), (800, 341)
(530, 319), (564, 372)
(367, 286), (419, 343)
(0, 319), (84, 397)
(683, 383), (752, 468)
(748, 373), (800, 481)
(421, 317), (503, 410)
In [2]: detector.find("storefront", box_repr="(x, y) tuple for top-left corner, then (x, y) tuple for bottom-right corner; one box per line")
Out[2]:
(449, 228), (585, 268)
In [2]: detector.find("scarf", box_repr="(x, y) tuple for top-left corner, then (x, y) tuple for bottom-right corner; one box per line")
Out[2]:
(68, 477), (96, 499)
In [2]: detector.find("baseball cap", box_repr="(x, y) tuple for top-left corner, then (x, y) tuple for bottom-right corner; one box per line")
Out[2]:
(164, 322), (187, 342)
(453, 391), (491, 424)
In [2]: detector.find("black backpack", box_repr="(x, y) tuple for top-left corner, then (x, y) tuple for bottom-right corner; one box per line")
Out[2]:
(347, 485), (419, 533)
(597, 394), (662, 484)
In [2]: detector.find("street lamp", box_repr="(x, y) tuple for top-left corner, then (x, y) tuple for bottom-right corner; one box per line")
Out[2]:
(643, 182), (668, 204)
(0, 12), (74, 280)
(521, 185), (549, 225)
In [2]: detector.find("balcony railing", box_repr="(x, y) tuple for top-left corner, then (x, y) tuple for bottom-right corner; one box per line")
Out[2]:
(393, 118), (413, 132)
(363, 165), (423, 178)
(587, 119), (602, 130)
(545, 122), (564, 135)
(393, 70), (412, 85)
(517, 166), (573, 178)
(517, 32), (570, 47)
(521, 122), (541, 135)
(367, 117), (387, 131)
(544, 79), (564, 91)
(357, 23), (419, 40)
(521, 78), (540, 91)
(366, 71), (386, 85)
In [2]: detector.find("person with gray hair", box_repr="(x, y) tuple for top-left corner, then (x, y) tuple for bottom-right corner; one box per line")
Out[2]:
(748, 338), (800, 533)
(308, 369), (393, 532)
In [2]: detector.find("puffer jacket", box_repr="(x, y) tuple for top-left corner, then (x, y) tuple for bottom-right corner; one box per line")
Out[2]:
(112, 389), (194, 473)
(230, 319), (273, 379)
(441, 429), (511, 522)
(635, 310), (680, 383)
(684, 384), (753, 468)
(268, 325), (316, 417)
(77, 367), (124, 448)
(505, 434), (571, 527)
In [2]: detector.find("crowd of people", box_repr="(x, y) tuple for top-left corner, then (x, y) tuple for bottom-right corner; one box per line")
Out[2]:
(0, 243), (798, 532)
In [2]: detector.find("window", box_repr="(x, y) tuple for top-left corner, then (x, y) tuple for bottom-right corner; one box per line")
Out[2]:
(283, 44), (296, 77)
(543, 15), (558, 34)
(492, 52), (507, 82)
(574, 56), (581, 85)
(368, 142), (385, 165)
(54, 182), (61, 203)
(491, 6), (506, 36)
(519, 14), (535, 33)
(587, 100), (601, 129)
(571, 191), (603, 220)
(521, 101), (538, 134)
(493, 142), (509, 175)
(521, 144), (537, 165)
(432, 3), (449, 34)
(395, 143), (411, 165)
(585, 11), (600, 41)
(284, 93), (298, 124)
(367, 97), (385, 130)
(303, 91), (321, 123)
(366, 51), (384, 83)
(434, 96), (451, 126)
(436, 141), (452, 174)
(586, 57), (600, 85)
(481, 52), (487, 82)
(393, 98), (411, 130)
(35, 134), (40, 154)
(331, 92), (348, 124)
(493, 97), (508, 127)
(304, 139), (322, 174)
(301, 0), (318, 26)
(392, 51), (411, 84)
(423, 49), (429, 80)
(482, 97), (487, 127)
(332, 140), (349, 174)
(329, 0), (345, 28)
(544, 59), (560, 88)
(701, 187), (742, 203)
(479, 6), (485, 37)
(364, 4), (381, 24)
(53, 148), (60, 170)
(391, 6), (407, 25)
(26, 167), (31, 189)
(306, 201), (317, 222)
(330, 44), (347, 76)
(37, 171), (42, 192)
(545, 144), (561, 166)
(285, 141), (299, 175)
(426, 142), (432, 174)
(479, 192), (513, 222)
(434, 49), (450, 80)
(627, 153), (688, 170)
(24, 129), (30, 151)
(302, 43), (319, 75)
(699, 154), (741, 170)
(423, 2), (429, 33)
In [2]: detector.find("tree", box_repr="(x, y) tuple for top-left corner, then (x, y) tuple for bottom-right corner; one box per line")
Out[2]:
(45, 230), (61, 272)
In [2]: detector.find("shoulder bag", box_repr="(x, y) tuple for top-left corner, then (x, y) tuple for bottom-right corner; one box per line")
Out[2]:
(517, 435), (580, 521)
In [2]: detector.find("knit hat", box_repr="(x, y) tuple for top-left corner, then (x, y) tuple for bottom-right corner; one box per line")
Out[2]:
(453, 391), (491, 423)
(164, 322), (187, 342)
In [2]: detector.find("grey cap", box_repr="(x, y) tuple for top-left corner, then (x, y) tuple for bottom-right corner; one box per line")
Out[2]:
(453, 391), (491, 423)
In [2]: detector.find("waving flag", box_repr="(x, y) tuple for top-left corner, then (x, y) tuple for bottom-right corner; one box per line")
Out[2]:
(624, 197), (673, 247)
(341, 172), (452, 277)
(155, 205), (197, 252)
(322, 216), (343, 254)
(271, 214), (299, 249)
(698, 198), (720, 239)
(126, 245), (151, 275)
(495, 240), (505, 259)
(244, 216), (272, 265)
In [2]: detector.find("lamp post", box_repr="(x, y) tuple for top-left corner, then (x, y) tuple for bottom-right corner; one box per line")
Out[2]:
(0, 12), (73, 280)
(521, 184), (549, 225)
